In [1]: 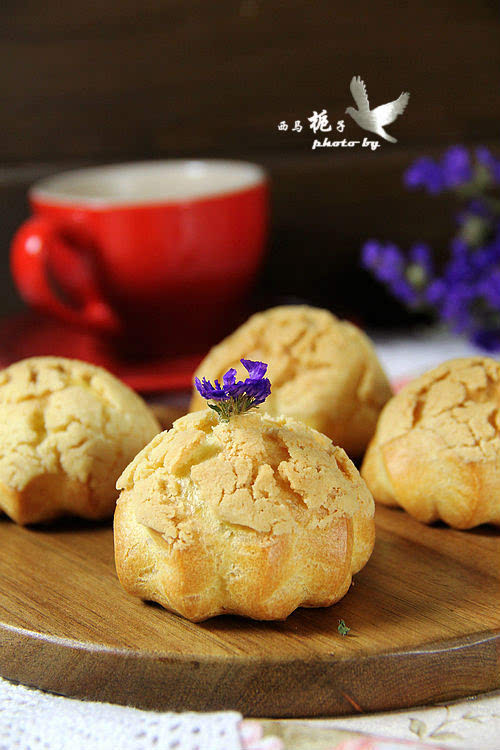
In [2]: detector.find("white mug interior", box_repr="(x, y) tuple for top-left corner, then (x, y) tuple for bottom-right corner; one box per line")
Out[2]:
(30, 160), (266, 207)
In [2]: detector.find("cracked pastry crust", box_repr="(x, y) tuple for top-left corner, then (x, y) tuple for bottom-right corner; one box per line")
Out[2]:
(0, 356), (160, 525)
(189, 305), (392, 457)
(114, 409), (375, 621)
(361, 357), (500, 529)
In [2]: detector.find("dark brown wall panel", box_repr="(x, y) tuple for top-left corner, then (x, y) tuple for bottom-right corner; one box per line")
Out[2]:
(1, 1), (499, 321)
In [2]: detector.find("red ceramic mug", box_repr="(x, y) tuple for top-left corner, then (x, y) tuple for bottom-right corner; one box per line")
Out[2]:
(11, 160), (269, 358)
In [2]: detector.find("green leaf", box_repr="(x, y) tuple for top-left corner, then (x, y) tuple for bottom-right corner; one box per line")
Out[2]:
(207, 395), (259, 422)
(337, 619), (350, 636)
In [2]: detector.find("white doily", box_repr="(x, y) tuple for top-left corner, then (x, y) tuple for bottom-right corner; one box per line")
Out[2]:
(0, 677), (244, 750)
(372, 326), (481, 382)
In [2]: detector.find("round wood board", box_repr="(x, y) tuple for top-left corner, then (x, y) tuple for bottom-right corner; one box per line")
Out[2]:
(0, 505), (498, 717)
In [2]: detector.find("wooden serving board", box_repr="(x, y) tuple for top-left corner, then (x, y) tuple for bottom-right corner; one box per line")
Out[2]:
(0, 502), (498, 717)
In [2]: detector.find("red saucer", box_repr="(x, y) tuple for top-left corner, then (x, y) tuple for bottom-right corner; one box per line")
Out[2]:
(0, 312), (202, 393)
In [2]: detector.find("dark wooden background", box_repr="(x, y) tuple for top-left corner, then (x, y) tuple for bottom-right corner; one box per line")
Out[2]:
(1, 0), (500, 325)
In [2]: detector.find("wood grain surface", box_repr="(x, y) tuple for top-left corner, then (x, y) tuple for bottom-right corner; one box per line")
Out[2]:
(0, 496), (498, 717)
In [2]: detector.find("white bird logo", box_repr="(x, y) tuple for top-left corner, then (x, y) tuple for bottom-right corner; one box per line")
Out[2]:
(346, 76), (409, 143)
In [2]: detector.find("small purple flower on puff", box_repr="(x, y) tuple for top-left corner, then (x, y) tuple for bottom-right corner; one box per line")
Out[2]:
(195, 369), (238, 401)
(240, 358), (268, 381)
(195, 359), (271, 421)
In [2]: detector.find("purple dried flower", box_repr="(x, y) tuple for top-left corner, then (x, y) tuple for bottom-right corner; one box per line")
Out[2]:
(195, 359), (271, 421)
(476, 147), (500, 182)
(361, 239), (382, 269)
(378, 245), (405, 282)
(407, 243), (434, 291)
(404, 156), (444, 194)
(441, 145), (472, 188)
(389, 278), (419, 306)
(195, 368), (237, 401)
(409, 243), (433, 273)
(362, 241), (405, 284)
(465, 199), (492, 219)
(425, 278), (447, 305)
(440, 284), (475, 333)
(362, 239), (433, 307)
(240, 358), (268, 380)
(364, 144), (500, 351)
(478, 268), (500, 307)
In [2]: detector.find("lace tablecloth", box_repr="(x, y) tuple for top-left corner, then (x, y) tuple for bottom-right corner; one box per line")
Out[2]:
(1, 329), (498, 750)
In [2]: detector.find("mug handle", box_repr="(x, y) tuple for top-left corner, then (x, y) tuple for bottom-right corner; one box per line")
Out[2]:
(10, 216), (121, 334)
